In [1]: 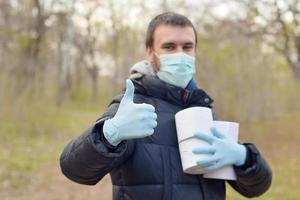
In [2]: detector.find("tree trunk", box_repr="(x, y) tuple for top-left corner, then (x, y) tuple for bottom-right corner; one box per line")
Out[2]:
(56, 1), (76, 106)
(91, 67), (99, 99)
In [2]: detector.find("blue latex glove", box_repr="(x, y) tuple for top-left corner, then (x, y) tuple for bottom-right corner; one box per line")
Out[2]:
(192, 127), (247, 171)
(103, 79), (158, 146)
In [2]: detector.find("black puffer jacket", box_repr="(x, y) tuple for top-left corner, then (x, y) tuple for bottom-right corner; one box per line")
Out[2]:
(60, 75), (272, 200)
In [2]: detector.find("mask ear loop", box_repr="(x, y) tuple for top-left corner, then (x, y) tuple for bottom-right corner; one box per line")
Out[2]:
(153, 51), (160, 59)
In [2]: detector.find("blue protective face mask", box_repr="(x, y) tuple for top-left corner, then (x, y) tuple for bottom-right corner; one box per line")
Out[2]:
(155, 52), (196, 88)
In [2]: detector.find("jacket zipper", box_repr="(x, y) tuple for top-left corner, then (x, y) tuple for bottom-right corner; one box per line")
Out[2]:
(182, 90), (191, 104)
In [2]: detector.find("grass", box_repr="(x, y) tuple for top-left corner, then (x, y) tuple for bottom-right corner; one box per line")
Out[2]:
(0, 98), (110, 191)
(227, 113), (300, 199)
(0, 98), (299, 199)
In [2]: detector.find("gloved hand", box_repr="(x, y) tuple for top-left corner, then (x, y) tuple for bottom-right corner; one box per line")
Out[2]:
(103, 79), (158, 146)
(192, 127), (247, 171)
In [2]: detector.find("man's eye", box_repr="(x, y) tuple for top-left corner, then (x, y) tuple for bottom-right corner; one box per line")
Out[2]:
(184, 46), (193, 50)
(164, 46), (174, 50)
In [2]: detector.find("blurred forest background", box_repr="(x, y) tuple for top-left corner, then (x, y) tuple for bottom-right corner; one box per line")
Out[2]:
(0, 0), (299, 199)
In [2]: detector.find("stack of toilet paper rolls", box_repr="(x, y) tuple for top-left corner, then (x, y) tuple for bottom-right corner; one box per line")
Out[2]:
(175, 107), (239, 180)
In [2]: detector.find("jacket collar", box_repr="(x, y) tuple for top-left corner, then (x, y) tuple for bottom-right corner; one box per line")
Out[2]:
(132, 75), (214, 108)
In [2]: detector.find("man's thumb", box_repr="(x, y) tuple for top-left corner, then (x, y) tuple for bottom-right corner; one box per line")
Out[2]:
(123, 79), (135, 102)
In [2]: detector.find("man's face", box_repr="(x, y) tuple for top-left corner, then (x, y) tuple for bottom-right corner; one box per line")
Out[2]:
(146, 25), (196, 72)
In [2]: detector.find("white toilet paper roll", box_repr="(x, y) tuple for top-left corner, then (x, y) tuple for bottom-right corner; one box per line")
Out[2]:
(175, 107), (240, 179)
(179, 138), (210, 174)
(175, 107), (213, 143)
(175, 107), (213, 174)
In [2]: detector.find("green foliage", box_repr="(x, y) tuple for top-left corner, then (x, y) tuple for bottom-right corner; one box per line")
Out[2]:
(195, 30), (300, 122)
(16, 35), (36, 51)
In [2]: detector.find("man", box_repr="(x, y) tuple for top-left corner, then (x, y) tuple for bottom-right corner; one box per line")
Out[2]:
(60, 12), (272, 200)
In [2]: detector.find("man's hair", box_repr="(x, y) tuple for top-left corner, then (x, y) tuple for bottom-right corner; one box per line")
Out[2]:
(145, 12), (198, 49)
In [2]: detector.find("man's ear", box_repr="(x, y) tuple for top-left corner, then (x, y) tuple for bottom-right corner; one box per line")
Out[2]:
(146, 47), (154, 63)
(146, 47), (159, 72)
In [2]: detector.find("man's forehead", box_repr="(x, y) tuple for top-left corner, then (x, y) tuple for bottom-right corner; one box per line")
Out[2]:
(153, 25), (196, 46)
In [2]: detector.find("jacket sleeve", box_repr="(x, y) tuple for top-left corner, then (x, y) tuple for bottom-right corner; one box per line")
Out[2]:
(228, 143), (272, 198)
(59, 99), (135, 185)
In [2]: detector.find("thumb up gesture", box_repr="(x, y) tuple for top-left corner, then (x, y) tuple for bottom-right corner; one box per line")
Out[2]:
(103, 79), (158, 146)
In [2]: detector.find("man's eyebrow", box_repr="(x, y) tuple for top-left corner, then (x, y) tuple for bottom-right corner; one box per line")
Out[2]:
(183, 42), (195, 46)
(161, 42), (176, 46)
(161, 42), (195, 46)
